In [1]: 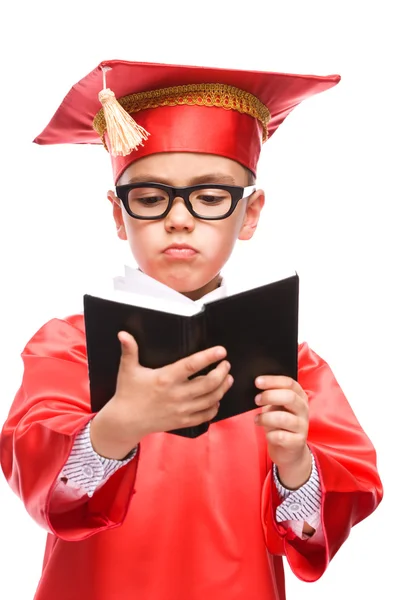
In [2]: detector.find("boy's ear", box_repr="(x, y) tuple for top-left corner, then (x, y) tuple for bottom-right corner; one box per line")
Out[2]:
(107, 190), (127, 240)
(238, 189), (265, 241)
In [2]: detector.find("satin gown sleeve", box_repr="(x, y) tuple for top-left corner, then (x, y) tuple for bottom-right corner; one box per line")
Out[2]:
(262, 342), (383, 583)
(0, 316), (139, 541)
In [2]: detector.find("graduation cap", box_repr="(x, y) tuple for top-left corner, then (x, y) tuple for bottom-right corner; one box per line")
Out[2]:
(34, 59), (340, 183)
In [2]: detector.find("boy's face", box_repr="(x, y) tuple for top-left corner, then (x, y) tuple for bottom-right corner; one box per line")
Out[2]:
(108, 152), (264, 299)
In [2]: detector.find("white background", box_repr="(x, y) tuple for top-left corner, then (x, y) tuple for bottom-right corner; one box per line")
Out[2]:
(0, 1), (418, 598)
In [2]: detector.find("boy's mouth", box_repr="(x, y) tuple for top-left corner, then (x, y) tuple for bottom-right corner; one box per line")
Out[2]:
(163, 243), (198, 258)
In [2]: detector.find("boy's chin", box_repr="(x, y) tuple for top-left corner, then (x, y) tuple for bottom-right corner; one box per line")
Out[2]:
(152, 270), (220, 299)
(169, 278), (211, 296)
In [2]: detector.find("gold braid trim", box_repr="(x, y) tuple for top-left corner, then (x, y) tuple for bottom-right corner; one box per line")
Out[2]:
(93, 83), (270, 149)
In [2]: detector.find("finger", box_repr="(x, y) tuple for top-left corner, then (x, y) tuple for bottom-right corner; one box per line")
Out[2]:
(187, 402), (221, 428)
(265, 429), (306, 449)
(118, 331), (140, 370)
(187, 374), (234, 426)
(255, 389), (307, 416)
(187, 360), (231, 397)
(189, 373), (234, 414)
(255, 375), (306, 399)
(168, 346), (227, 381)
(254, 409), (302, 434)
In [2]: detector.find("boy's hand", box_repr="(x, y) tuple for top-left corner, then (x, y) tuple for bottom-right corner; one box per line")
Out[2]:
(254, 376), (312, 490)
(90, 332), (233, 459)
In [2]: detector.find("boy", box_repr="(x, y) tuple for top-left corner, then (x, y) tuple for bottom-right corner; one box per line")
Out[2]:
(0, 59), (383, 600)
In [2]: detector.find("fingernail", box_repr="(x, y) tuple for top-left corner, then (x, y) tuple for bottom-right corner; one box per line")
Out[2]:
(228, 375), (234, 385)
(215, 347), (226, 358)
(254, 415), (259, 424)
(255, 377), (264, 386)
(255, 394), (262, 404)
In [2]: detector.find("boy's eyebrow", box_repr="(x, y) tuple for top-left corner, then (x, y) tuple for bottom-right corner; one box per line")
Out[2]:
(124, 173), (239, 186)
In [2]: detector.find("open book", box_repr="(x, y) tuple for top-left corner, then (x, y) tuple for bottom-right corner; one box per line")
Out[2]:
(84, 267), (299, 438)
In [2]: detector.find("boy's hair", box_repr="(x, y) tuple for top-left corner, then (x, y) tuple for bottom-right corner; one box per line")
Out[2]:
(116, 162), (256, 187)
(246, 168), (256, 186)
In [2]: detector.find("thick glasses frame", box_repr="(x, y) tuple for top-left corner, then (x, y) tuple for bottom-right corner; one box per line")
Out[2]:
(115, 182), (257, 220)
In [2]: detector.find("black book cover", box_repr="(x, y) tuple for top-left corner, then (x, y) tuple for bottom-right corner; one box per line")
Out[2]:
(84, 274), (299, 438)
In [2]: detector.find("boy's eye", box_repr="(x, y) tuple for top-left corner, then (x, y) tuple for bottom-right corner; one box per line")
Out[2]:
(194, 191), (231, 205)
(135, 196), (166, 205)
(198, 195), (224, 203)
(127, 188), (170, 215)
(128, 189), (169, 205)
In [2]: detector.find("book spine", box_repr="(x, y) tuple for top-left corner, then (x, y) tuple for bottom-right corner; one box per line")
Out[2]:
(169, 311), (208, 438)
(187, 310), (206, 356)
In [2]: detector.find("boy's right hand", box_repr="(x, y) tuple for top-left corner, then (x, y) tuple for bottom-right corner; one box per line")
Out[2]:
(90, 331), (233, 459)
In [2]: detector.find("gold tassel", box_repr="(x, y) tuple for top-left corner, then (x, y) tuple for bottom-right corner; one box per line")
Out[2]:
(98, 66), (150, 156)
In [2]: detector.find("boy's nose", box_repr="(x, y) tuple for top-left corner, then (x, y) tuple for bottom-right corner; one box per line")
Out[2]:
(164, 197), (195, 231)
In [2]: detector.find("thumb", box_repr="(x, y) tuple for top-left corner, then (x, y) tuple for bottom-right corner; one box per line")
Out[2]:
(118, 331), (140, 369)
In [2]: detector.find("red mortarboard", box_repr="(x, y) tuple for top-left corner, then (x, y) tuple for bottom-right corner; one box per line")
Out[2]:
(34, 59), (340, 183)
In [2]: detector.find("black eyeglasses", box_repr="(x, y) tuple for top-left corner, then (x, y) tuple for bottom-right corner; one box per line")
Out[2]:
(115, 182), (257, 220)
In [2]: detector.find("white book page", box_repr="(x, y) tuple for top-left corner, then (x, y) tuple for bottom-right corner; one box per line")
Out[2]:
(86, 265), (296, 317)
(212, 267), (297, 299)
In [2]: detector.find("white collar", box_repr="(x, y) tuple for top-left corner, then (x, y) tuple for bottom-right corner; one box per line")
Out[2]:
(114, 265), (227, 306)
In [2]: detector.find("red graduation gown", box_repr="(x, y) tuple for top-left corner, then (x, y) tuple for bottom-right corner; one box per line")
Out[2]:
(0, 315), (383, 600)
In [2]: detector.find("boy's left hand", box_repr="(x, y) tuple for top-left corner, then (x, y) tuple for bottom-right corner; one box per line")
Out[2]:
(254, 376), (312, 490)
